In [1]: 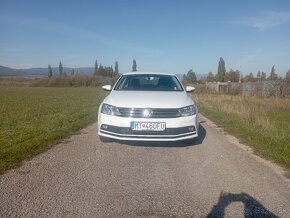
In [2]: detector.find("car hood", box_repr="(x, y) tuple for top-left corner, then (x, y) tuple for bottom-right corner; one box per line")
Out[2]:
(103, 91), (194, 108)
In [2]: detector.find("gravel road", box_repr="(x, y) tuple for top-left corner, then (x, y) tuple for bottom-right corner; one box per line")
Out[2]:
(1, 115), (289, 217)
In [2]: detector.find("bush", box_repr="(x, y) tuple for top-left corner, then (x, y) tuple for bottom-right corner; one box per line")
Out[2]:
(30, 75), (119, 87)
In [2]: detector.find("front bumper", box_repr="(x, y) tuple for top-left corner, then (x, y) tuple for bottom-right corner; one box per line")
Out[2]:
(98, 113), (199, 141)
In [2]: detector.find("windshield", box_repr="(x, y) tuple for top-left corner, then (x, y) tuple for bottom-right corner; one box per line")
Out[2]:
(114, 74), (184, 91)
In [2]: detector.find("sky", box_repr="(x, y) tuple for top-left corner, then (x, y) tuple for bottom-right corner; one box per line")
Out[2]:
(0, 0), (290, 76)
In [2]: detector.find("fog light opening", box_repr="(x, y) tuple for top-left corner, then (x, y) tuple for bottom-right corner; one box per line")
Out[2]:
(101, 124), (108, 130)
(188, 126), (195, 132)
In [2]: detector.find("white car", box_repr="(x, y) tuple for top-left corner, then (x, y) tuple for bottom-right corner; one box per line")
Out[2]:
(98, 72), (199, 142)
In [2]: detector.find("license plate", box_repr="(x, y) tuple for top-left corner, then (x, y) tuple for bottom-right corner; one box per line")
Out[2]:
(130, 122), (166, 131)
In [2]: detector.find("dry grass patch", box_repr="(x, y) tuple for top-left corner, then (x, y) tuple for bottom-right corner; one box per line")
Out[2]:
(194, 93), (290, 169)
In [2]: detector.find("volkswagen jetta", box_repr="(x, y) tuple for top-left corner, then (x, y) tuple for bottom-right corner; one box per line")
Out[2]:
(98, 72), (199, 141)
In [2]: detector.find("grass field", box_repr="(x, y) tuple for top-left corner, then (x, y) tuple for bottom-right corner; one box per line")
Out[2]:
(194, 93), (290, 170)
(0, 87), (106, 174)
(1, 87), (289, 174)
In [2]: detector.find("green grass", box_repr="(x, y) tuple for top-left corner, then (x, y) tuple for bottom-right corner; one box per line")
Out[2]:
(194, 93), (290, 170)
(0, 87), (106, 174)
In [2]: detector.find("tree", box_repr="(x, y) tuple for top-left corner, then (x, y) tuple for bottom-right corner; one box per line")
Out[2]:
(248, 72), (255, 82)
(97, 64), (105, 76)
(206, 72), (215, 82)
(286, 69), (290, 81)
(241, 72), (255, 82)
(268, 65), (278, 80)
(94, 63), (117, 77)
(198, 77), (207, 84)
(71, 68), (75, 76)
(227, 69), (240, 82)
(257, 71), (261, 82)
(217, 57), (226, 82)
(110, 66), (114, 77)
(114, 61), (119, 76)
(186, 69), (197, 83)
(47, 65), (53, 78)
(241, 74), (249, 82)
(132, 59), (137, 72)
(59, 61), (63, 76)
(94, 59), (98, 75)
(261, 72), (266, 81)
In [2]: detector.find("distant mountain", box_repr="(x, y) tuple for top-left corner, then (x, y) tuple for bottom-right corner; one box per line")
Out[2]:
(0, 66), (206, 79)
(0, 65), (94, 76)
(0, 66), (26, 76)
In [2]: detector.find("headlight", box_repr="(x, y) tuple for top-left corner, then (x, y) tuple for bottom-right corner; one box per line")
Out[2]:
(101, 104), (121, 116)
(178, 105), (196, 116)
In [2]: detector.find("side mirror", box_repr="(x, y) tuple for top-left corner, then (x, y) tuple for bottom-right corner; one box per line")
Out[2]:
(186, 86), (195, 93)
(102, 85), (112, 91)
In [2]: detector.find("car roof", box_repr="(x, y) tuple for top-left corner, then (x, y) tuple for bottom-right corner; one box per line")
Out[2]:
(122, 72), (176, 76)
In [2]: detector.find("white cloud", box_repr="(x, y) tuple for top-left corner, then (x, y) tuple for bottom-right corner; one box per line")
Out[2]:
(232, 11), (290, 30)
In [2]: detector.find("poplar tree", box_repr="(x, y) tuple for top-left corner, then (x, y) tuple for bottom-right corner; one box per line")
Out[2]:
(132, 59), (137, 72)
(59, 61), (63, 75)
(94, 59), (98, 75)
(269, 65), (278, 80)
(114, 61), (119, 76)
(217, 57), (226, 82)
(48, 65), (53, 78)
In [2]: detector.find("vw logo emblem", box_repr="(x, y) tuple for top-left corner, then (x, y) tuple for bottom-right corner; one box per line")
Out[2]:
(143, 108), (153, 118)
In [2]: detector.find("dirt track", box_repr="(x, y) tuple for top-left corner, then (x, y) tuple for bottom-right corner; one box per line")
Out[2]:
(1, 115), (289, 217)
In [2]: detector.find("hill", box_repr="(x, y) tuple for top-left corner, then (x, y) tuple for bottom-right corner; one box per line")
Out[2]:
(0, 66), (94, 77)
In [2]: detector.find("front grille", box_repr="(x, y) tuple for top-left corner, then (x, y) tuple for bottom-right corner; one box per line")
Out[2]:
(118, 107), (180, 118)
